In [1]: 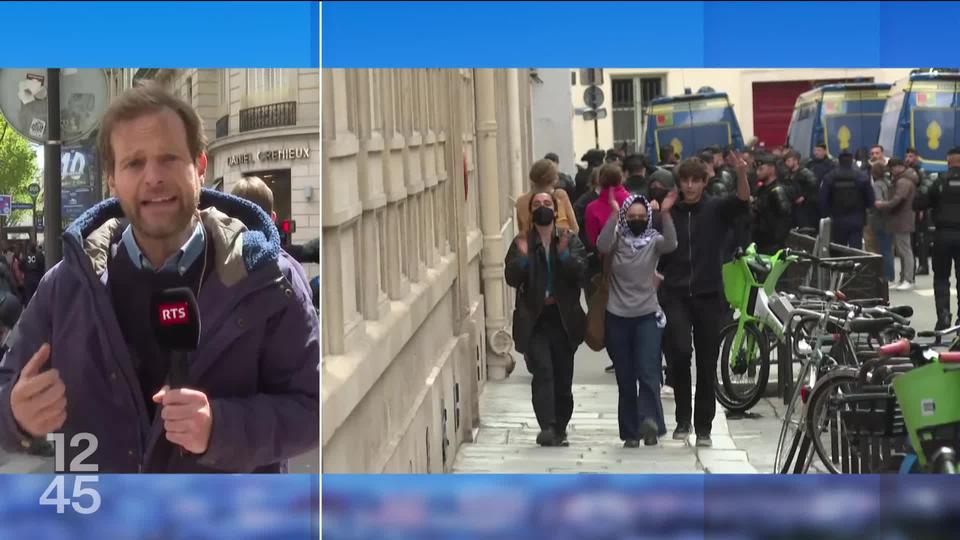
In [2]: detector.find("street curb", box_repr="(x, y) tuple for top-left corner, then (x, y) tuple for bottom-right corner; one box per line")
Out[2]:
(698, 403), (760, 474)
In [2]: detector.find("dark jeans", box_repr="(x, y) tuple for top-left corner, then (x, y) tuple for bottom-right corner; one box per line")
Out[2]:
(662, 291), (724, 436)
(605, 311), (666, 440)
(524, 305), (575, 434)
(933, 234), (960, 321)
(874, 227), (896, 282)
(831, 222), (863, 249)
(915, 212), (932, 269)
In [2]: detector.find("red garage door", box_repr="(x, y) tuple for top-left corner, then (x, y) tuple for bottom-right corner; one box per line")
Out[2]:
(753, 79), (865, 148)
(753, 81), (814, 148)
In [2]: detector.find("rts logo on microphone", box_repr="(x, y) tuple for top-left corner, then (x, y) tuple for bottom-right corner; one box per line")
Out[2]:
(158, 302), (190, 325)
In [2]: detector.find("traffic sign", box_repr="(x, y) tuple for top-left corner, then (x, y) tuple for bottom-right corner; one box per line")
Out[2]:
(12, 202), (33, 210)
(27, 183), (40, 197)
(584, 85), (605, 109)
(0, 195), (10, 216)
(582, 107), (608, 121)
(0, 69), (109, 145)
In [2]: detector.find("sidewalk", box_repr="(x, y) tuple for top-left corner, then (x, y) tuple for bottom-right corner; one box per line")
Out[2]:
(453, 349), (758, 474)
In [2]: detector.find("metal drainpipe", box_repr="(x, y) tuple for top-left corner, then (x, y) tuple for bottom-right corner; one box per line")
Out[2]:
(506, 69), (525, 201)
(474, 69), (514, 380)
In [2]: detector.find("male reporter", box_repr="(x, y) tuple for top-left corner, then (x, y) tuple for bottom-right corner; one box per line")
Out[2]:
(0, 84), (319, 473)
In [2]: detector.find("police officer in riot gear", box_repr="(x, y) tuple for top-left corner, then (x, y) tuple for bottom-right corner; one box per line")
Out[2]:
(819, 151), (875, 249)
(783, 150), (820, 229)
(703, 150), (735, 198)
(751, 154), (795, 254)
(906, 147), (933, 275)
(915, 147), (960, 330)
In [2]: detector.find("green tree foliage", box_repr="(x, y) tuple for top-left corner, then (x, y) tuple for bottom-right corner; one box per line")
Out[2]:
(0, 115), (39, 224)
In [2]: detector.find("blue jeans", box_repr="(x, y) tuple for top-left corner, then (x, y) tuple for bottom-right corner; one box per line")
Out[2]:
(605, 311), (667, 440)
(874, 226), (896, 282)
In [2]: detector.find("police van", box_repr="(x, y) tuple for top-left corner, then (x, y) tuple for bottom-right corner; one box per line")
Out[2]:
(878, 69), (960, 174)
(786, 82), (891, 161)
(642, 89), (745, 166)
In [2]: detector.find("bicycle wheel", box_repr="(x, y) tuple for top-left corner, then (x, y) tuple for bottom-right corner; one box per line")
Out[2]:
(804, 368), (861, 474)
(774, 359), (813, 474)
(716, 322), (770, 414)
(789, 314), (822, 359)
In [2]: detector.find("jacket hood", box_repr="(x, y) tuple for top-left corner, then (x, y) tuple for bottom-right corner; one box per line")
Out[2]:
(63, 189), (281, 286)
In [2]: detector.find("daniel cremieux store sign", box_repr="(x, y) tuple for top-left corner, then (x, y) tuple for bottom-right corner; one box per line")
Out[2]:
(226, 147), (311, 166)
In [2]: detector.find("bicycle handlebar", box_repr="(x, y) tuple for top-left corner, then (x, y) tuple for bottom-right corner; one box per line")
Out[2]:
(879, 338), (910, 357)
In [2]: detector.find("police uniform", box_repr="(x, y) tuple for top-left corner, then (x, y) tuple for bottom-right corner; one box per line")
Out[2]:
(913, 164), (934, 275)
(819, 158), (874, 249)
(752, 159), (794, 254)
(918, 166), (960, 328)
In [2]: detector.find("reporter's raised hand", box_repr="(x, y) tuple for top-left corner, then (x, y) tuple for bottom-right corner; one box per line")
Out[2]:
(10, 344), (67, 438)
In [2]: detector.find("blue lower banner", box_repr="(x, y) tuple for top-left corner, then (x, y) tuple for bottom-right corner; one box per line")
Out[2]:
(0, 474), (319, 539)
(324, 474), (960, 539)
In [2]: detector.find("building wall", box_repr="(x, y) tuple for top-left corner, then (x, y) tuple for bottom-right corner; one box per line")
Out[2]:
(569, 68), (913, 161)
(321, 68), (532, 472)
(531, 69), (576, 176)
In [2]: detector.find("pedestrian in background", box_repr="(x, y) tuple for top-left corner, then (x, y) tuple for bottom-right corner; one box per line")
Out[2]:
(866, 161), (896, 284)
(20, 244), (44, 306)
(505, 191), (588, 447)
(231, 176), (311, 293)
(545, 152), (577, 203)
(585, 164), (631, 249)
(876, 158), (918, 291)
(516, 159), (579, 234)
(597, 188), (678, 447)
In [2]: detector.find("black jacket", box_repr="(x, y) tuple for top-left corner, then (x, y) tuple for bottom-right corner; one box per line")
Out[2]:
(505, 228), (588, 354)
(752, 178), (794, 252)
(558, 171), (577, 202)
(917, 167), (960, 236)
(785, 167), (820, 228)
(658, 195), (749, 297)
(624, 174), (649, 196)
(806, 157), (836, 183)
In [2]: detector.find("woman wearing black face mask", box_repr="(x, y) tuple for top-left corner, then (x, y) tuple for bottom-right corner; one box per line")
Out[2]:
(505, 191), (589, 447)
(597, 189), (679, 447)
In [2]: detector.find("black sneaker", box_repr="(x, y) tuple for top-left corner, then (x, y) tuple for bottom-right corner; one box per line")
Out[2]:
(696, 434), (713, 448)
(536, 428), (558, 447)
(640, 418), (659, 446)
(624, 439), (640, 448)
(557, 431), (569, 447)
(673, 423), (691, 441)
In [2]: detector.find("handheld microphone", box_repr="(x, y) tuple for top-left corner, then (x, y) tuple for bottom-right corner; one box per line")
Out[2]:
(149, 287), (201, 389)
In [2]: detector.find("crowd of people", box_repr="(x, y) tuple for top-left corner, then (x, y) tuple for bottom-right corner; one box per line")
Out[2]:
(505, 139), (957, 450)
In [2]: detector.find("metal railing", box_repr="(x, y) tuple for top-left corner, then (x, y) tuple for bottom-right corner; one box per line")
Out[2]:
(239, 101), (297, 132)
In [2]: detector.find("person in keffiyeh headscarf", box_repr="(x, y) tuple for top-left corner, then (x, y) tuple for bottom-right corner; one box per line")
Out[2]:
(596, 187), (679, 448)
